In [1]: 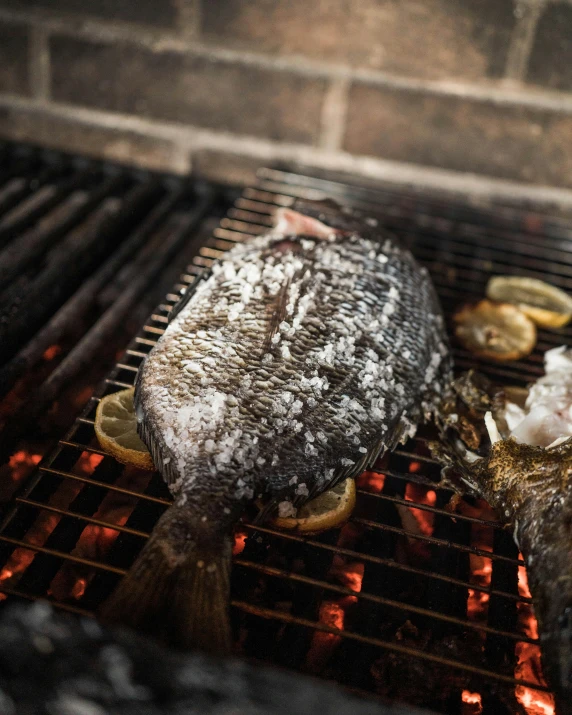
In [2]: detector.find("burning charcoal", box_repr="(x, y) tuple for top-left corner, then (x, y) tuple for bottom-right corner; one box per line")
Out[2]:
(0, 602), (430, 715)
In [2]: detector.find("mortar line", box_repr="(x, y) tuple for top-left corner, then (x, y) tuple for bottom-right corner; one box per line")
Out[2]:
(3, 94), (572, 207)
(318, 77), (350, 151)
(174, 0), (201, 41)
(3, 7), (572, 114)
(504, 0), (546, 82)
(28, 24), (51, 101)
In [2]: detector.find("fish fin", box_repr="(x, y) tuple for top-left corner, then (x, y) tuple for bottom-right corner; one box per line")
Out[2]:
(274, 208), (338, 238)
(262, 279), (292, 353)
(168, 268), (213, 324)
(99, 502), (233, 655)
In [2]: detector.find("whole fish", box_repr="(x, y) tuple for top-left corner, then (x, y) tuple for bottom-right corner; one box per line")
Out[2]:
(432, 347), (572, 714)
(101, 203), (451, 653)
(0, 602), (430, 715)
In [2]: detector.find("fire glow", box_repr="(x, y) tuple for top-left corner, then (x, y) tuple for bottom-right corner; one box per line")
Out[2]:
(515, 563), (555, 715)
(462, 690), (482, 714)
(0, 451), (105, 598)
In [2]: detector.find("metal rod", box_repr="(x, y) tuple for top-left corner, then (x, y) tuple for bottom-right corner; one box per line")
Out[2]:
(37, 467), (169, 506)
(0, 173), (123, 288)
(0, 165), (94, 248)
(0, 186), (183, 399)
(242, 523), (529, 604)
(231, 601), (550, 693)
(0, 181), (157, 365)
(353, 517), (525, 566)
(0, 532), (542, 688)
(0, 164), (63, 220)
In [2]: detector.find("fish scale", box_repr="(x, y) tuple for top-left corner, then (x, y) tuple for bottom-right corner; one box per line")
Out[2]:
(100, 204), (452, 654)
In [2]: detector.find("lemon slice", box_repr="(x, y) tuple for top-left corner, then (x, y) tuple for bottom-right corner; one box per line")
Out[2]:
(454, 300), (536, 362)
(94, 388), (154, 470)
(486, 276), (572, 329)
(271, 478), (356, 534)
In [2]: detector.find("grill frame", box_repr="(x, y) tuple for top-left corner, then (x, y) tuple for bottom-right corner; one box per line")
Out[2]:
(1, 163), (571, 712)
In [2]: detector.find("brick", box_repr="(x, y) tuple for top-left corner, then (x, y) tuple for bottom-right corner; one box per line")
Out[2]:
(192, 149), (262, 186)
(527, 3), (572, 91)
(0, 21), (29, 96)
(202, 0), (514, 80)
(0, 0), (178, 28)
(0, 105), (189, 173)
(343, 83), (572, 188)
(50, 36), (327, 145)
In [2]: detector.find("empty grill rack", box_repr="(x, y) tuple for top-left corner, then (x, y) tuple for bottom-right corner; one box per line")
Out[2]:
(1, 163), (571, 714)
(0, 141), (228, 459)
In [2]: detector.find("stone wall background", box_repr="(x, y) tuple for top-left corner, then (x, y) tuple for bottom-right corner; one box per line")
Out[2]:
(0, 1), (571, 194)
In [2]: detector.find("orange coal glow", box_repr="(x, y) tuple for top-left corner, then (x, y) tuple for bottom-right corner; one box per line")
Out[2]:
(461, 690), (482, 714)
(467, 556), (492, 621)
(357, 470), (385, 493)
(77, 451), (104, 474)
(404, 483), (436, 536)
(48, 466), (152, 601)
(515, 563), (555, 715)
(8, 450), (41, 482)
(43, 345), (61, 361)
(233, 531), (247, 556)
(305, 599), (349, 672)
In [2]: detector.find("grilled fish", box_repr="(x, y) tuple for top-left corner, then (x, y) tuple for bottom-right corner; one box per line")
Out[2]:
(0, 602), (425, 715)
(100, 203), (451, 652)
(432, 347), (572, 713)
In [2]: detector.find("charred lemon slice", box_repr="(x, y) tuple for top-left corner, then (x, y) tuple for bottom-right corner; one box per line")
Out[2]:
(95, 388), (154, 470)
(486, 276), (572, 329)
(454, 300), (536, 362)
(271, 478), (356, 534)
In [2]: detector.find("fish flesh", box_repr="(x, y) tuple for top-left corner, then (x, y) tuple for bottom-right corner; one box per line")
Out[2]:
(0, 601), (419, 715)
(432, 347), (572, 713)
(100, 202), (451, 652)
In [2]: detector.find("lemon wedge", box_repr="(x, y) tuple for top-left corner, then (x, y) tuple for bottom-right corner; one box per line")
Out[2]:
(486, 276), (572, 329)
(94, 388), (154, 470)
(271, 478), (356, 534)
(454, 300), (536, 362)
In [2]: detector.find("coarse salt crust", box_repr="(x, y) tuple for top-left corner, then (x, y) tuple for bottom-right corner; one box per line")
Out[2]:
(136, 214), (450, 509)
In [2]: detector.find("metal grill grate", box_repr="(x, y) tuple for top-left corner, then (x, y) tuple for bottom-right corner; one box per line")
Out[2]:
(2, 164), (572, 714)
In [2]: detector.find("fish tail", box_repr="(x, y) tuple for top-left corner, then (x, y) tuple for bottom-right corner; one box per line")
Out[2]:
(99, 501), (233, 655)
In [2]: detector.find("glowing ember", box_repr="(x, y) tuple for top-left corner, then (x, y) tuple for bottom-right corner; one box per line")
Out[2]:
(329, 559), (364, 594)
(49, 466), (152, 601)
(515, 563), (555, 715)
(305, 600), (349, 672)
(404, 483), (436, 536)
(43, 345), (61, 361)
(73, 385), (96, 409)
(8, 450), (41, 482)
(467, 555), (492, 621)
(0, 464), (87, 595)
(77, 451), (104, 474)
(358, 470), (385, 493)
(233, 531), (247, 556)
(461, 690), (482, 714)
(71, 578), (87, 599)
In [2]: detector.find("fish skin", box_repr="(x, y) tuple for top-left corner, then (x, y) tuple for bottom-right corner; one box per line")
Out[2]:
(100, 204), (451, 652)
(433, 375), (572, 714)
(0, 602), (432, 715)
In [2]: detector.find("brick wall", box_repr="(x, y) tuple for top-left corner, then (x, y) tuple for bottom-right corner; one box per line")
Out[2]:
(0, 1), (571, 195)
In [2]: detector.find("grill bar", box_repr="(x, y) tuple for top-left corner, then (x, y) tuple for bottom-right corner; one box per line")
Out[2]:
(11, 192), (212, 422)
(3, 497), (536, 645)
(0, 185), (179, 400)
(1, 155), (567, 713)
(0, 165), (93, 248)
(232, 601), (549, 692)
